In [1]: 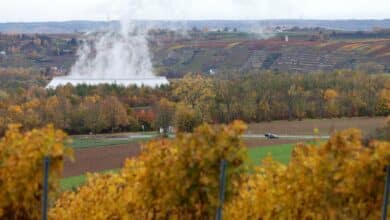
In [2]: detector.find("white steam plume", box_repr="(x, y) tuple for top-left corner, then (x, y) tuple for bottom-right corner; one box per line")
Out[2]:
(68, 0), (281, 80)
(70, 29), (154, 79)
(69, 1), (155, 79)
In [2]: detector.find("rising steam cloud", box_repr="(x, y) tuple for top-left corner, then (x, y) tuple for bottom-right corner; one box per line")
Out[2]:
(68, 0), (280, 80)
(67, 0), (160, 79)
(69, 25), (154, 79)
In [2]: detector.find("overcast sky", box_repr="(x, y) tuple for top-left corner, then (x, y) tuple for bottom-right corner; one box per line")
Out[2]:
(1, 0), (389, 22)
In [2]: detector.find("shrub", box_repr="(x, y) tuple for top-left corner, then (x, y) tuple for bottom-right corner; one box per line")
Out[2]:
(0, 124), (72, 220)
(225, 129), (390, 219)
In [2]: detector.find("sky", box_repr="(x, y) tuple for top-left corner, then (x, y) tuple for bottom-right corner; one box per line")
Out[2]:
(0, 0), (389, 22)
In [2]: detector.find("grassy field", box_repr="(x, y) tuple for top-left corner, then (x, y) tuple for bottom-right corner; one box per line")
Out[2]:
(70, 137), (151, 149)
(247, 144), (294, 165)
(60, 174), (86, 191)
(60, 169), (119, 191)
(71, 139), (131, 148)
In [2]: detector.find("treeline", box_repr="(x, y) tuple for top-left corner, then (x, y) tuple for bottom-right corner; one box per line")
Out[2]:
(209, 71), (389, 122)
(0, 69), (388, 135)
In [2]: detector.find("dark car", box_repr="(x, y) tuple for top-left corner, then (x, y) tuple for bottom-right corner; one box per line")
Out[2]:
(264, 133), (279, 139)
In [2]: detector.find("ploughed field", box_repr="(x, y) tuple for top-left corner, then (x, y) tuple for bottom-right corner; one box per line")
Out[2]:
(246, 117), (385, 136)
(63, 143), (141, 177)
(63, 117), (385, 178)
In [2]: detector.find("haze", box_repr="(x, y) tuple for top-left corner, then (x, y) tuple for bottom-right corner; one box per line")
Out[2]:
(1, 0), (389, 22)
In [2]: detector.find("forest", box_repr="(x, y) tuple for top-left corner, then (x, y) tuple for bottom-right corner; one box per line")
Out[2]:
(0, 68), (388, 136)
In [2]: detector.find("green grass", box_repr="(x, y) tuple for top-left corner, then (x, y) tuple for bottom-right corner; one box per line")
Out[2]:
(71, 139), (130, 148)
(70, 137), (151, 149)
(60, 174), (87, 191)
(247, 144), (294, 165)
(60, 169), (119, 191)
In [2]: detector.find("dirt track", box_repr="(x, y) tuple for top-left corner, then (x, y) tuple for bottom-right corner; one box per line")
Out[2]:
(63, 117), (386, 177)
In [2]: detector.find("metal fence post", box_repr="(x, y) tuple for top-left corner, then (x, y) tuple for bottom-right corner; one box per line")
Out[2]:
(216, 160), (227, 220)
(382, 166), (390, 220)
(42, 156), (50, 220)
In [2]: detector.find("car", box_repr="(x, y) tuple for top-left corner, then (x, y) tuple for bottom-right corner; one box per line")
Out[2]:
(264, 133), (279, 139)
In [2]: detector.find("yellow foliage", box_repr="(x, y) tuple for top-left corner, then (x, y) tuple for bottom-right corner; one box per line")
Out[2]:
(173, 73), (216, 122)
(0, 124), (72, 220)
(49, 124), (390, 219)
(49, 172), (126, 220)
(50, 121), (247, 219)
(324, 89), (338, 101)
(22, 98), (40, 110)
(380, 88), (390, 108)
(225, 129), (390, 220)
(85, 95), (100, 104)
(7, 105), (23, 114)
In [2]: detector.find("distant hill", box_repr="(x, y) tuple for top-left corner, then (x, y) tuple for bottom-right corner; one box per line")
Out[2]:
(0, 20), (390, 33)
(0, 21), (119, 34)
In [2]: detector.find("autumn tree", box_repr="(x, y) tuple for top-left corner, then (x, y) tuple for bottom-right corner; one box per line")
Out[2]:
(174, 103), (201, 133)
(173, 73), (215, 122)
(44, 96), (72, 130)
(81, 95), (107, 134)
(287, 84), (307, 120)
(154, 98), (175, 136)
(0, 124), (72, 220)
(100, 96), (129, 133)
(50, 121), (247, 219)
(225, 129), (390, 219)
(324, 88), (339, 117)
(375, 88), (390, 116)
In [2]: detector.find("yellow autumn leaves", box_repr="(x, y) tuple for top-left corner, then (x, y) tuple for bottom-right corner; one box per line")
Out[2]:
(50, 121), (248, 219)
(0, 124), (72, 220)
(225, 129), (390, 220)
(1, 122), (389, 219)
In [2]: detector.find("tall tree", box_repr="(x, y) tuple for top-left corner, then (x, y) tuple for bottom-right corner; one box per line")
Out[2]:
(101, 96), (129, 133)
(173, 73), (215, 122)
(154, 98), (175, 136)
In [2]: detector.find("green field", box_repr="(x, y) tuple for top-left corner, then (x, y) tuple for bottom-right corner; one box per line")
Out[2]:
(60, 174), (87, 191)
(247, 144), (294, 165)
(60, 169), (119, 191)
(71, 139), (131, 148)
(70, 137), (152, 149)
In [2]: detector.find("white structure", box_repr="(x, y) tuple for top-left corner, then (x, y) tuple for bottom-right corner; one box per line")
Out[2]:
(285, 35), (289, 42)
(46, 76), (169, 89)
(0, 51), (6, 56)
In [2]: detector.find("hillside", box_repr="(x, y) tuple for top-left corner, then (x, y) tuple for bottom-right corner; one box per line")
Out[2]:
(0, 28), (389, 76)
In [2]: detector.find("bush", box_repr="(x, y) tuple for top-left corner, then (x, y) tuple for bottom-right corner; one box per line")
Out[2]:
(0, 124), (72, 220)
(50, 121), (247, 219)
(225, 129), (390, 219)
(174, 103), (202, 133)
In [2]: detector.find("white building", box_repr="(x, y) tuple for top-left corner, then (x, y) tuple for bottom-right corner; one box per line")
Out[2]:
(46, 76), (169, 89)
